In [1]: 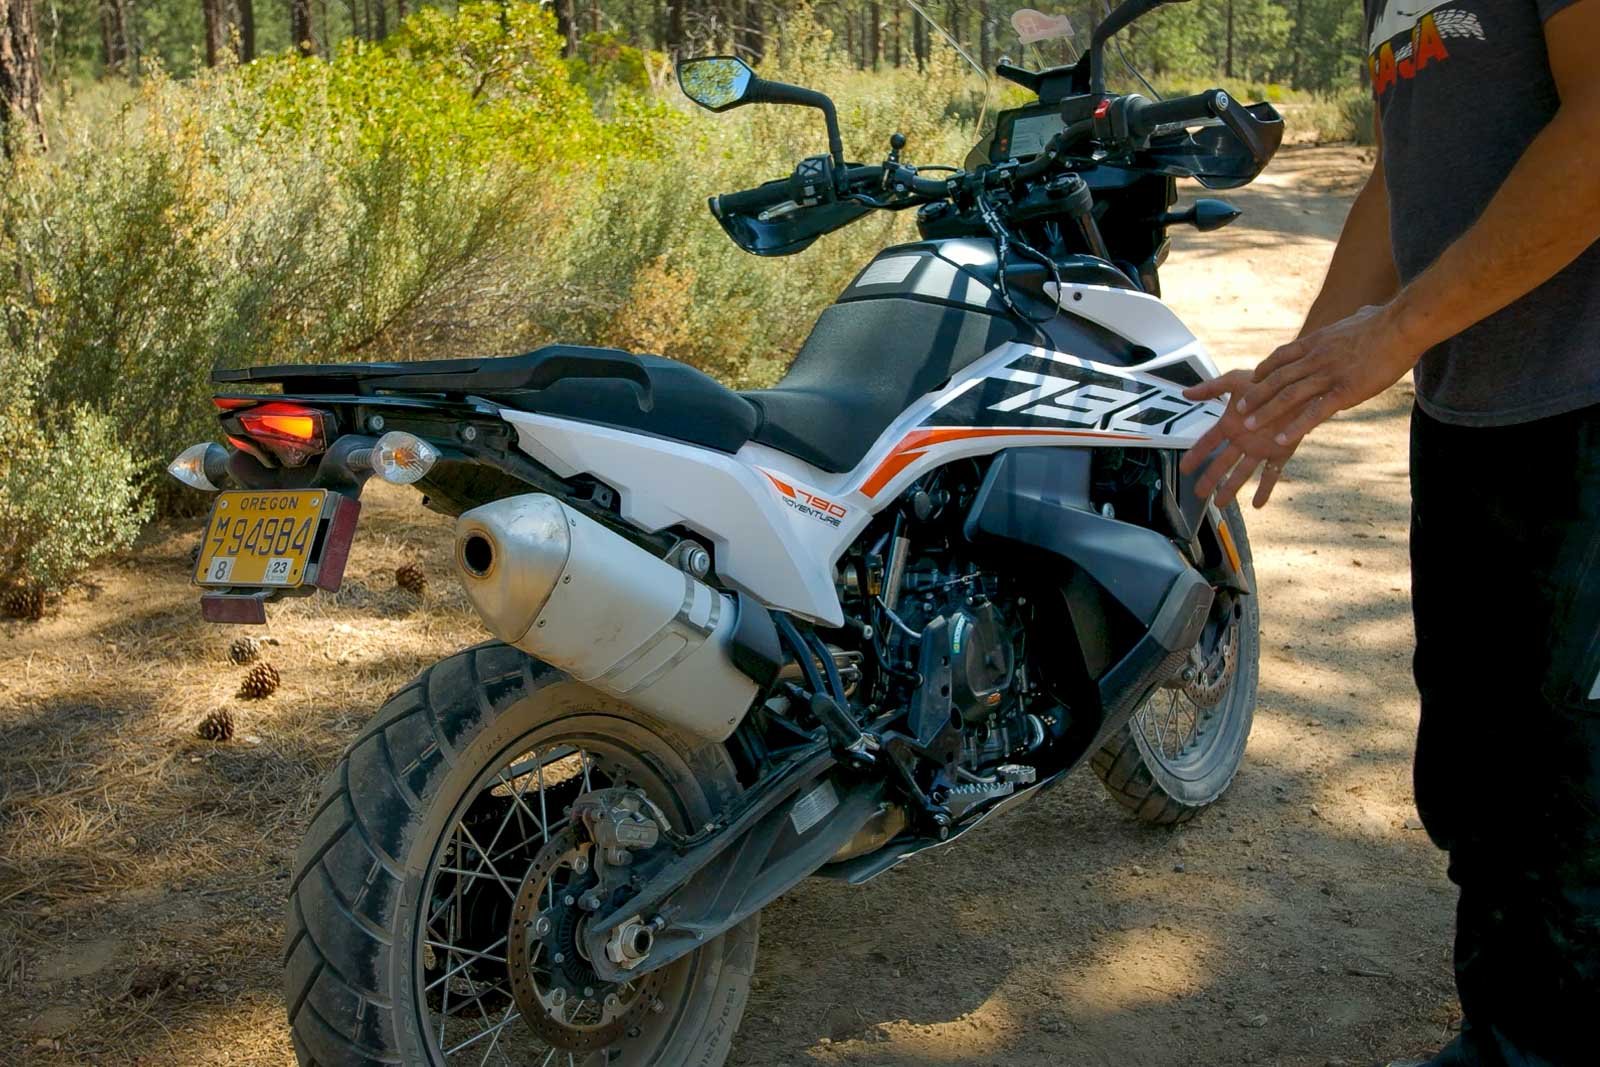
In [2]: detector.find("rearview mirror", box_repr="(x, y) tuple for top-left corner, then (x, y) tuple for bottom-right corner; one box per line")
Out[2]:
(675, 55), (847, 166)
(677, 57), (755, 113)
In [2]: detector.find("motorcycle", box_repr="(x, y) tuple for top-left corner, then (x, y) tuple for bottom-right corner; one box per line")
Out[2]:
(167, 1), (1281, 1062)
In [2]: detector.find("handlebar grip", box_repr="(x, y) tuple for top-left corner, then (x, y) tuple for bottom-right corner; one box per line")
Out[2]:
(712, 180), (795, 218)
(1128, 89), (1230, 138)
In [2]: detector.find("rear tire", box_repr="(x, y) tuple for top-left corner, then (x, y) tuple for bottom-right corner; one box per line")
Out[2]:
(284, 642), (757, 1067)
(1092, 504), (1260, 825)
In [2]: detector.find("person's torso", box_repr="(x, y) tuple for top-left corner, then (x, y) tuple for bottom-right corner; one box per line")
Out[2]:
(1365, 0), (1600, 425)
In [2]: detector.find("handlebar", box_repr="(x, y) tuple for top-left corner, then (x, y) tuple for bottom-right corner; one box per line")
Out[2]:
(712, 179), (797, 218)
(1125, 89), (1232, 139)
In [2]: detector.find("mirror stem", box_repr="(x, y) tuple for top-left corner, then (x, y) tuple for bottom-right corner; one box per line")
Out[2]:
(1089, 0), (1164, 95)
(748, 78), (846, 167)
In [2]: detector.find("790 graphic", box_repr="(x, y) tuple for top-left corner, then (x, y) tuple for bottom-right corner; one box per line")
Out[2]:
(762, 471), (848, 529)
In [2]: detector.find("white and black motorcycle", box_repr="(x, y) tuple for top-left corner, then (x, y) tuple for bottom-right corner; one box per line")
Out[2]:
(168, 1), (1281, 1062)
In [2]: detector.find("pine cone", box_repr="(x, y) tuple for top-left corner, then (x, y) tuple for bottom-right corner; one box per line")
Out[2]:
(196, 708), (236, 742)
(395, 562), (427, 595)
(228, 636), (261, 665)
(238, 662), (281, 700)
(1, 583), (46, 621)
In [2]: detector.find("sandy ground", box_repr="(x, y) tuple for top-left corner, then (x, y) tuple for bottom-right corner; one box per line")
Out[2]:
(0, 145), (1459, 1067)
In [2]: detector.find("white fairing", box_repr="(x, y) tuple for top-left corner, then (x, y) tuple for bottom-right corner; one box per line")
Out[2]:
(497, 284), (1225, 628)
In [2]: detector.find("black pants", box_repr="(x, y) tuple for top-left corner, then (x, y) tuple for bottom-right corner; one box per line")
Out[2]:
(1411, 402), (1600, 1066)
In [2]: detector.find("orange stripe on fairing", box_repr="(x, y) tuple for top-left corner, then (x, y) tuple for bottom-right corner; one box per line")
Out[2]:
(761, 470), (796, 498)
(858, 427), (1148, 498)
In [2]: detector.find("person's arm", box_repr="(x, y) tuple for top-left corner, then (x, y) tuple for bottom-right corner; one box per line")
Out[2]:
(1182, 0), (1600, 506)
(1183, 127), (1399, 504)
(1300, 135), (1399, 335)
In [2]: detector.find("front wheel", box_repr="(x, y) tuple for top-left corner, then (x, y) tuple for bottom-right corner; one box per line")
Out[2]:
(1092, 504), (1261, 825)
(284, 643), (757, 1067)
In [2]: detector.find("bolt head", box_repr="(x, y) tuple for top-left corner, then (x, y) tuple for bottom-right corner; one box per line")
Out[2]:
(533, 917), (552, 937)
(563, 894), (575, 906)
(553, 952), (566, 964)
(368, 414), (385, 432)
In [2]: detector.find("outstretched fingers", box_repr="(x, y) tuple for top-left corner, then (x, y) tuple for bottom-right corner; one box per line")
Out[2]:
(1192, 444), (1245, 501)
(1270, 393), (1344, 447)
(1240, 373), (1335, 437)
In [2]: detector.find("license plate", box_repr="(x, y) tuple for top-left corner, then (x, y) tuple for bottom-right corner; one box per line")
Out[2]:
(194, 490), (351, 589)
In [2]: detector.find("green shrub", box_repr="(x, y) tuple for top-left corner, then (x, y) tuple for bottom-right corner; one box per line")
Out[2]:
(0, 5), (991, 579)
(1343, 91), (1377, 145)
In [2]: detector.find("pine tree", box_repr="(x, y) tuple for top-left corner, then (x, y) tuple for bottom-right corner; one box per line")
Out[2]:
(0, 0), (46, 154)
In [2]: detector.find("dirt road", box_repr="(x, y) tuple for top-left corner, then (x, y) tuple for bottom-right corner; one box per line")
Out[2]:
(0, 146), (1458, 1067)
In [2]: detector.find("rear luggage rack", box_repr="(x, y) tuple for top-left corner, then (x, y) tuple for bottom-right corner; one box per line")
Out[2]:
(212, 344), (653, 398)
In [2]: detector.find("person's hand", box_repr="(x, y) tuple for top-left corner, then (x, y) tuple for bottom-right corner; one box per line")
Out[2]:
(1181, 379), (1306, 507)
(1178, 305), (1421, 506)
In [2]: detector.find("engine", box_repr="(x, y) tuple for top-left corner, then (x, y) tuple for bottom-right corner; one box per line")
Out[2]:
(888, 561), (1046, 771)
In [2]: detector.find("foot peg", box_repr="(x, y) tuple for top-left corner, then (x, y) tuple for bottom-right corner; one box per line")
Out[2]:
(941, 764), (1037, 820)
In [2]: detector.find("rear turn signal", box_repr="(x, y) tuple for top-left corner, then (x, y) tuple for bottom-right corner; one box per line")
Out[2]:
(167, 442), (230, 492)
(372, 431), (439, 485)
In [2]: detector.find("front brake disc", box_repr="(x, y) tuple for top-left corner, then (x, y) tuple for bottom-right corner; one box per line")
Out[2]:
(1181, 602), (1240, 708)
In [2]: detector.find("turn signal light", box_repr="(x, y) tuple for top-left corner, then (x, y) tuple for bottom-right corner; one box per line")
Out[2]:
(372, 431), (439, 485)
(167, 442), (231, 492)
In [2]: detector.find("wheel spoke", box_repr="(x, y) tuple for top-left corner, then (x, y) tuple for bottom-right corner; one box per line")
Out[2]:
(424, 936), (509, 993)
(441, 1003), (524, 1057)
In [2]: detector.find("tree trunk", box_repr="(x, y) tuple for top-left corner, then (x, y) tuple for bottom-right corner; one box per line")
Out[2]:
(0, 0), (45, 154)
(314, 0), (328, 56)
(891, 3), (901, 67)
(869, 1), (879, 70)
(290, 0), (312, 54)
(1289, 0), (1305, 87)
(237, 0), (254, 58)
(395, 0), (405, 18)
(1225, 0), (1235, 79)
(99, 0), (131, 74)
(556, 0), (577, 55)
(741, 0), (764, 63)
(201, 0), (227, 66)
(666, 0), (683, 56)
(589, 0), (600, 34)
(373, 0), (386, 40)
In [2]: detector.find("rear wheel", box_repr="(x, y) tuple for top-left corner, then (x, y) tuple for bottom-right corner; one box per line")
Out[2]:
(285, 643), (757, 1067)
(1092, 505), (1260, 825)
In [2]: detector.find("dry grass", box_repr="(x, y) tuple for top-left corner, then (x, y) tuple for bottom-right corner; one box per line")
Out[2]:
(0, 481), (475, 1064)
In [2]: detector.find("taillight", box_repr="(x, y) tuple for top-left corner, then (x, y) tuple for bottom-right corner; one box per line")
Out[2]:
(219, 399), (332, 468)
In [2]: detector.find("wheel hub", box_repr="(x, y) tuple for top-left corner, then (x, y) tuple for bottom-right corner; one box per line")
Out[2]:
(506, 828), (664, 1052)
(1164, 594), (1240, 710)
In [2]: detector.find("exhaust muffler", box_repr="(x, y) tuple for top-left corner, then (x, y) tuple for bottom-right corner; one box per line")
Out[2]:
(454, 494), (771, 741)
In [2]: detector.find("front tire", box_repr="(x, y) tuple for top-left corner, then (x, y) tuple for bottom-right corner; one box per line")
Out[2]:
(1092, 504), (1261, 825)
(284, 642), (757, 1066)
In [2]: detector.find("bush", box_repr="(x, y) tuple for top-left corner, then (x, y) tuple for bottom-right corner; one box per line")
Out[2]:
(1343, 91), (1377, 145)
(0, 5), (990, 579)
